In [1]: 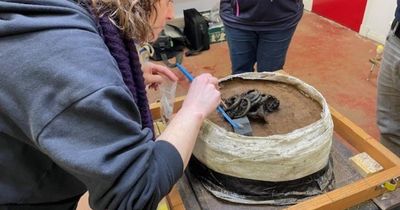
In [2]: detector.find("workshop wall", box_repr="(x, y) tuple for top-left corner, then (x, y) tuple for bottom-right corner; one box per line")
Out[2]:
(174, 0), (313, 16)
(173, 0), (396, 44)
(359, 0), (397, 44)
(312, 0), (368, 32)
(303, 0), (313, 11)
(174, 0), (219, 18)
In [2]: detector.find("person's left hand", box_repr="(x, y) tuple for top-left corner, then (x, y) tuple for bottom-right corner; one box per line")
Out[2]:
(142, 62), (178, 90)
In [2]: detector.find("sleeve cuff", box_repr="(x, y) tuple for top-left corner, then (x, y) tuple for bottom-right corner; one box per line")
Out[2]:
(153, 140), (184, 195)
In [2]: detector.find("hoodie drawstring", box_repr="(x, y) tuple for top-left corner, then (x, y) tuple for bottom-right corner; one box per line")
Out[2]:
(236, 0), (240, 16)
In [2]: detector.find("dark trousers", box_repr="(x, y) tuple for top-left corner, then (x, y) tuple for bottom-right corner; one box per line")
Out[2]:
(224, 24), (297, 74)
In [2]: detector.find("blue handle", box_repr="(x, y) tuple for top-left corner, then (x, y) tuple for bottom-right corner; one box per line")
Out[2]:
(216, 106), (240, 129)
(175, 63), (240, 129)
(176, 63), (194, 82)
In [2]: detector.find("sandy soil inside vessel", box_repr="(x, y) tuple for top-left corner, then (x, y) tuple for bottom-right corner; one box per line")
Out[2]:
(208, 78), (323, 136)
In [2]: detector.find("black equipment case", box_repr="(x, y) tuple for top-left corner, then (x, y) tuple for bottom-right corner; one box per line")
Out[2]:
(183, 8), (210, 53)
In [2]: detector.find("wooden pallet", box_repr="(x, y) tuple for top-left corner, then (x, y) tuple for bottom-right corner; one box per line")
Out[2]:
(150, 97), (400, 210)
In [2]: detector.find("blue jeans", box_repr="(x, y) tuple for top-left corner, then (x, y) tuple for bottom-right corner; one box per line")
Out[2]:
(377, 23), (400, 157)
(224, 25), (297, 74)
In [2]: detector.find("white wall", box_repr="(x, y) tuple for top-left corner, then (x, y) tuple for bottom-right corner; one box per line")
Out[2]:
(360, 0), (397, 44)
(303, 0), (313, 11)
(175, 0), (313, 16)
(174, 0), (396, 44)
(174, 0), (219, 18)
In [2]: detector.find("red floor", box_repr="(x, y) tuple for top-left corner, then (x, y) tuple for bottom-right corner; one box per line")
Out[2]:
(285, 11), (380, 140)
(148, 11), (381, 140)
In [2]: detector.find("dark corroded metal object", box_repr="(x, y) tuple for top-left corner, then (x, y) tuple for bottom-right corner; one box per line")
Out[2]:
(222, 90), (280, 122)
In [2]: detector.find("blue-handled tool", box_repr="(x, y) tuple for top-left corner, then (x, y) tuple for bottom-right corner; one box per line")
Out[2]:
(176, 63), (195, 82)
(176, 63), (253, 135)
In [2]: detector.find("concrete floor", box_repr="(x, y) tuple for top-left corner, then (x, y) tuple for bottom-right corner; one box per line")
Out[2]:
(148, 10), (382, 140)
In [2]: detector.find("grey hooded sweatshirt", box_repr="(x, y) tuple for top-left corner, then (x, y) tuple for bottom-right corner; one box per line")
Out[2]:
(0, 0), (183, 209)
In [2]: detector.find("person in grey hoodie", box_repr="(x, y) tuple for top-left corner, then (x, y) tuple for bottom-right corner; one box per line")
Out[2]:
(220, 0), (304, 74)
(377, 0), (400, 157)
(0, 0), (221, 209)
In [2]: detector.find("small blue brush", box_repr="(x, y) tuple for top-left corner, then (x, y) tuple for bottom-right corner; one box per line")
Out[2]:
(176, 63), (241, 129)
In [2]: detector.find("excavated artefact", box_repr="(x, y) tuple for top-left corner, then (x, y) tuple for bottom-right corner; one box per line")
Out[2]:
(223, 89), (280, 123)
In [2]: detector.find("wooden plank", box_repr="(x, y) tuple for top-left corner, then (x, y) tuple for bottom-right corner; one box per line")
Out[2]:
(287, 166), (400, 210)
(170, 204), (186, 210)
(153, 120), (168, 137)
(363, 166), (400, 193)
(167, 185), (186, 210)
(325, 180), (377, 210)
(150, 96), (185, 120)
(285, 195), (332, 210)
(329, 166), (400, 210)
(330, 106), (400, 168)
(153, 121), (162, 137)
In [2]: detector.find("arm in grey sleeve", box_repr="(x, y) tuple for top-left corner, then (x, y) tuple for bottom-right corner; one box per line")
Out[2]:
(36, 85), (183, 210)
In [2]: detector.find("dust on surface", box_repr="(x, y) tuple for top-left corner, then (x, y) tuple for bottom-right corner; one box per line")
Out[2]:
(208, 78), (323, 136)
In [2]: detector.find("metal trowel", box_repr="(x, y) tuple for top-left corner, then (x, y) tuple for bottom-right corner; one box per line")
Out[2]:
(232, 115), (252, 136)
(175, 63), (253, 136)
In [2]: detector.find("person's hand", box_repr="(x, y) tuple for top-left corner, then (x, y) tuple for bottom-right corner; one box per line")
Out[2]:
(181, 73), (221, 120)
(157, 73), (220, 167)
(142, 62), (178, 90)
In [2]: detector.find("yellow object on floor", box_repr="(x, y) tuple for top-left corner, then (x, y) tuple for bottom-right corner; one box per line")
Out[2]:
(157, 198), (170, 210)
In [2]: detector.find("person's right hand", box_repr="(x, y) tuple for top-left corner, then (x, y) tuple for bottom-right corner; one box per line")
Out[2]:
(157, 73), (221, 167)
(181, 73), (221, 120)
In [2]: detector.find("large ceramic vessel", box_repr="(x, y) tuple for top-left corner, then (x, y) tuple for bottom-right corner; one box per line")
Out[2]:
(193, 72), (333, 183)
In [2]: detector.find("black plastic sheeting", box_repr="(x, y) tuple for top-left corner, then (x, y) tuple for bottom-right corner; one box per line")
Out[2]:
(188, 156), (335, 205)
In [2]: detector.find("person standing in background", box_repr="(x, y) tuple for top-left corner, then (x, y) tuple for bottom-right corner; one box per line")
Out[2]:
(220, 0), (304, 74)
(377, 0), (400, 157)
